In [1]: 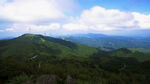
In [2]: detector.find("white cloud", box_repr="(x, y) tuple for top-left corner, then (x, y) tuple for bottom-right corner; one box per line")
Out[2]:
(1, 4), (150, 35)
(0, 0), (6, 4)
(8, 23), (61, 34)
(62, 6), (150, 34)
(0, 0), (78, 35)
(0, 30), (4, 32)
(0, 0), (77, 23)
(133, 12), (150, 29)
(5, 28), (14, 31)
(62, 6), (139, 33)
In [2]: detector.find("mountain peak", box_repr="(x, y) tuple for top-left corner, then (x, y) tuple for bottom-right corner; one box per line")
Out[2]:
(21, 33), (39, 37)
(0, 33), (98, 60)
(19, 33), (44, 39)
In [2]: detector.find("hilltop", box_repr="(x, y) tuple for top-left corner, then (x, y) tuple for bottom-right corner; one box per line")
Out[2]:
(0, 34), (98, 61)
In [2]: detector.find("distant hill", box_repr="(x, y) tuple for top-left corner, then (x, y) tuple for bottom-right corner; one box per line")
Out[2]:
(63, 33), (150, 52)
(110, 48), (150, 62)
(0, 34), (98, 61)
(67, 33), (107, 37)
(0, 37), (14, 40)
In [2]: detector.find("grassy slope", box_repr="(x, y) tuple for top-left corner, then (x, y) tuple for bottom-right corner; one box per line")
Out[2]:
(0, 34), (98, 60)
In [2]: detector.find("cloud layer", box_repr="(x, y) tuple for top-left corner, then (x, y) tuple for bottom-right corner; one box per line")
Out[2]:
(0, 0), (78, 22)
(62, 6), (150, 34)
(0, 0), (150, 36)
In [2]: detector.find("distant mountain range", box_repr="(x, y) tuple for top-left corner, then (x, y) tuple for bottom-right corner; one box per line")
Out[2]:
(0, 33), (149, 62)
(0, 37), (15, 40)
(62, 33), (150, 52)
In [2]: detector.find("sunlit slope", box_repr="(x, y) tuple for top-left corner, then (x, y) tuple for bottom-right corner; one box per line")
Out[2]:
(0, 34), (98, 60)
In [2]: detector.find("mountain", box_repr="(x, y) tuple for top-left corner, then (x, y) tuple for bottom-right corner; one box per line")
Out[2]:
(63, 33), (150, 52)
(0, 33), (148, 62)
(0, 34), (150, 84)
(0, 34), (98, 61)
(66, 33), (107, 38)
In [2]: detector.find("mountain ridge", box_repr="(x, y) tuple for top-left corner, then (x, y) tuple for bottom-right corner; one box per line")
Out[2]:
(63, 33), (150, 52)
(0, 33), (98, 61)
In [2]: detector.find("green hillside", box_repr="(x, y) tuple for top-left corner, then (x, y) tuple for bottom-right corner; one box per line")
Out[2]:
(0, 34), (98, 61)
(0, 34), (150, 84)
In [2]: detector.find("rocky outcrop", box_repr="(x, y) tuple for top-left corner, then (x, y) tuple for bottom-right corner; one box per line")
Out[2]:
(35, 75), (57, 84)
(66, 75), (76, 84)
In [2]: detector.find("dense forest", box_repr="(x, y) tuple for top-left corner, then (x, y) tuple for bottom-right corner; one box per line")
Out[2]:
(0, 34), (150, 84)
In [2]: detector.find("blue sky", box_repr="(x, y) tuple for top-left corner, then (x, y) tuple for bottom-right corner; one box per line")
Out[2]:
(0, 0), (150, 37)
(79, 0), (150, 14)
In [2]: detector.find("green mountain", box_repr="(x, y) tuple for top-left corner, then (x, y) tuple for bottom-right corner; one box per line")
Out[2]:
(0, 34), (98, 61)
(0, 34), (150, 84)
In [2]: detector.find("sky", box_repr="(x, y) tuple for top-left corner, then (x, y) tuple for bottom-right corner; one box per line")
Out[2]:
(0, 0), (150, 37)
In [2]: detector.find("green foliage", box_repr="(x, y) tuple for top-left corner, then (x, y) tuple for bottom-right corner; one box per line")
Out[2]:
(110, 48), (150, 61)
(6, 74), (33, 84)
